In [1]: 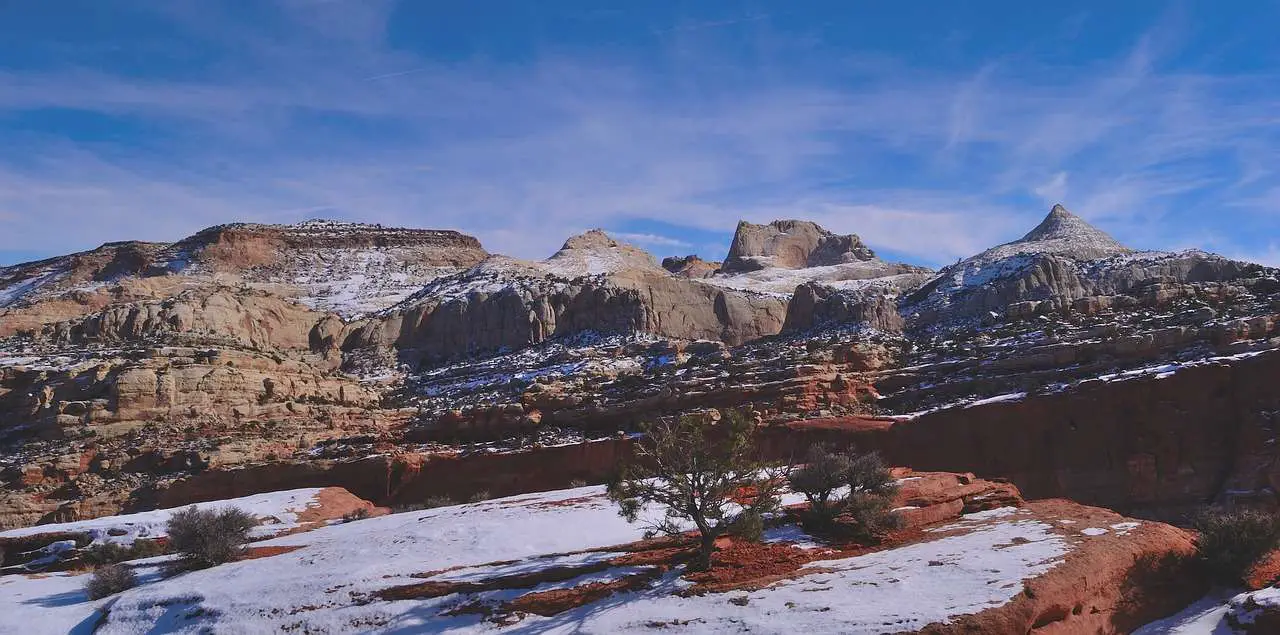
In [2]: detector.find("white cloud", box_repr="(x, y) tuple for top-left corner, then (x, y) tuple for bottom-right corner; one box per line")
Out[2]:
(1032, 172), (1069, 204)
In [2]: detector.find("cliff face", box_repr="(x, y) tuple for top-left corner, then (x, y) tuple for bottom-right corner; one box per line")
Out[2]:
(885, 349), (1280, 520)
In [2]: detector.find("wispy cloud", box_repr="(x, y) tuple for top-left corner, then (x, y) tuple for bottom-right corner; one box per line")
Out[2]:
(1032, 172), (1069, 204)
(0, 2), (1277, 268)
(609, 232), (694, 249)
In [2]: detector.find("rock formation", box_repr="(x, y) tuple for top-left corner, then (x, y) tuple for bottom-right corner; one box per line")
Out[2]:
(342, 231), (791, 364)
(661, 255), (720, 278)
(722, 219), (878, 272)
(902, 205), (1265, 327)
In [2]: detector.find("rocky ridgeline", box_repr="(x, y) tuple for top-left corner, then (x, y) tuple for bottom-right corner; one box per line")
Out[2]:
(1, 206), (1279, 535)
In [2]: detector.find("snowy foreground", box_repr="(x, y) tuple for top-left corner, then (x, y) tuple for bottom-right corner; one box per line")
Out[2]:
(0, 488), (331, 546)
(1135, 587), (1280, 634)
(0, 485), (1245, 634)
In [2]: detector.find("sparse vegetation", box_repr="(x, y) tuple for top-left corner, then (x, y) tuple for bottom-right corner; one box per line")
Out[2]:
(1192, 507), (1280, 584)
(569, 479), (589, 488)
(788, 445), (902, 541)
(608, 409), (783, 570)
(392, 496), (457, 513)
(424, 495), (457, 508)
(166, 506), (258, 570)
(84, 564), (138, 599)
(82, 539), (167, 566)
(467, 490), (492, 503)
(342, 508), (372, 523)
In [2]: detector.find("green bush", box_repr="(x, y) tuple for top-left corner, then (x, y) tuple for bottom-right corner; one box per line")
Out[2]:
(609, 410), (782, 571)
(730, 509), (765, 542)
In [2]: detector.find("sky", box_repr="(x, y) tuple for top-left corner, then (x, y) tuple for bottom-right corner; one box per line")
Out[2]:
(1, 1), (1278, 268)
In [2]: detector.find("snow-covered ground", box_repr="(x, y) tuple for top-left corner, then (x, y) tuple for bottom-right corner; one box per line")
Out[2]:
(1135, 587), (1280, 634)
(0, 485), (1082, 634)
(0, 488), (332, 546)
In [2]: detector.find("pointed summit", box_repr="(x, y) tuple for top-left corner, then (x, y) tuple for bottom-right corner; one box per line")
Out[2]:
(543, 229), (659, 276)
(1011, 204), (1128, 260)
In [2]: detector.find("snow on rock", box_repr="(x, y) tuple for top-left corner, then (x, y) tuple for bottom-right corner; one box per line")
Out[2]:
(700, 265), (923, 299)
(282, 248), (463, 319)
(502, 516), (1067, 635)
(0, 255), (78, 310)
(903, 204), (1131, 318)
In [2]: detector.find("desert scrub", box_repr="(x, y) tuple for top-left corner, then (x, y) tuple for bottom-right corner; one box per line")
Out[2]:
(82, 539), (167, 566)
(166, 506), (258, 570)
(84, 564), (138, 600)
(1193, 508), (1280, 584)
(788, 445), (902, 541)
(608, 409), (783, 570)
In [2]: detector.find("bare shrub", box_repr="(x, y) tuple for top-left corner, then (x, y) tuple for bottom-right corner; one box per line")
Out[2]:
(83, 539), (167, 566)
(166, 506), (258, 570)
(84, 564), (137, 599)
(1193, 508), (1280, 585)
(788, 446), (901, 541)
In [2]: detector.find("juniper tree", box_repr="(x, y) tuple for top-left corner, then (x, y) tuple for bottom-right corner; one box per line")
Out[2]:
(607, 409), (782, 570)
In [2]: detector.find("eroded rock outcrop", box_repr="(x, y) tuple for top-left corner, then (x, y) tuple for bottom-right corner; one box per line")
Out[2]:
(661, 255), (720, 278)
(344, 232), (791, 363)
(723, 219), (878, 272)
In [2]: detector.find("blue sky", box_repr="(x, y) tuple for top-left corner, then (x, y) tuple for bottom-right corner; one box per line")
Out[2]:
(1, 1), (1278, 268)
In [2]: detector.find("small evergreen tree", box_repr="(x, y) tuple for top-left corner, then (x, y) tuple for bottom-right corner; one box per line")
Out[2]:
(608, 409), (782, 570)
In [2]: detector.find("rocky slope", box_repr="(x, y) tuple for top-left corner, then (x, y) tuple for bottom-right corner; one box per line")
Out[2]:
(0, 220), (489, 333)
